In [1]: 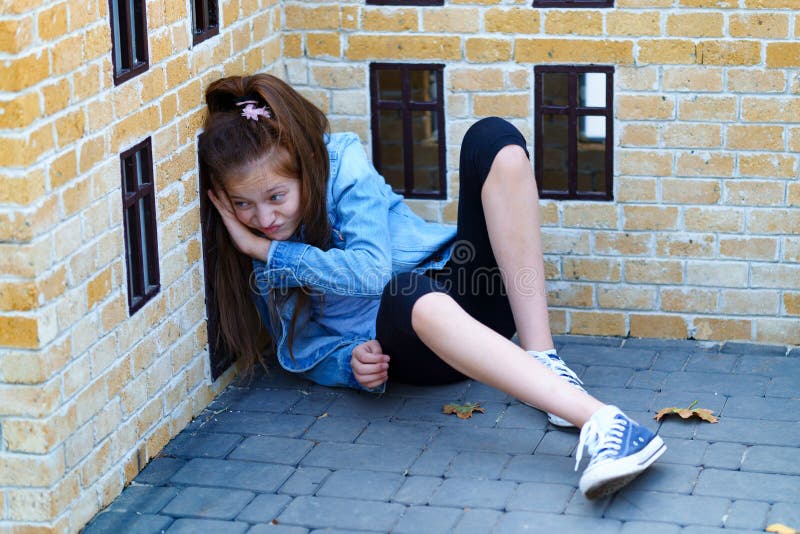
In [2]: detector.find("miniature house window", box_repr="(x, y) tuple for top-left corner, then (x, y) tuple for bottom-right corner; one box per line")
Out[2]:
(120, 138), (160, 314)
(370, 63), (446, 199)
(534, 0), (612, 7)
(534, 65), (614, 200)
(192, 0), (219, 45)
(109, 0), (149, 85)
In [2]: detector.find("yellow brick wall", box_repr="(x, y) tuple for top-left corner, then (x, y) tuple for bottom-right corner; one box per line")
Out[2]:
(283, 0), (799, 346)
(0, 0), (282, 531)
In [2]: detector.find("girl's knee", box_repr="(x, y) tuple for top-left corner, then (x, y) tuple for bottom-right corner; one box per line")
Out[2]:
(410, 292), (458, 331)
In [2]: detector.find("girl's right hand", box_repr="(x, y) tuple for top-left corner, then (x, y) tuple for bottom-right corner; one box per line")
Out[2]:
(351, 339), (390, 389)
(207, 189), (271, 261)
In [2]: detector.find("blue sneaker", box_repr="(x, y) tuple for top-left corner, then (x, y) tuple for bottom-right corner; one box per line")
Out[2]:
(527, 350), (586, 428)
(576, 405), (666, 499)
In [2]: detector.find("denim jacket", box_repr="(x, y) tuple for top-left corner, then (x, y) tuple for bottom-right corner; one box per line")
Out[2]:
(251, 132), (456, 392)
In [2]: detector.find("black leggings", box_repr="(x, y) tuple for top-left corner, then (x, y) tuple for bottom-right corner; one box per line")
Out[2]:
(375, 117), (529, 385)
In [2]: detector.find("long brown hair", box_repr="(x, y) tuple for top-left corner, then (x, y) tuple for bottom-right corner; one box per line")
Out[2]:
(198, 73), (330, 372)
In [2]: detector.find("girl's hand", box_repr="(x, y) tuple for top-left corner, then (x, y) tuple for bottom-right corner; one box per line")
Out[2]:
(207, 189), (271, 261)
(351, 339), (390, 389)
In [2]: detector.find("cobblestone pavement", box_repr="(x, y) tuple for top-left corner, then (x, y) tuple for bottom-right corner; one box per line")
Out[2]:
(84, 336), (800, 533)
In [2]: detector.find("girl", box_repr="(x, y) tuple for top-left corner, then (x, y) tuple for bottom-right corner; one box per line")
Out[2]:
(199, 73), (665, 499)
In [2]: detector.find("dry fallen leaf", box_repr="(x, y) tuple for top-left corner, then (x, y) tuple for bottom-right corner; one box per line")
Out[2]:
(767, 524), (799, 534)
(654, 400), (718, 423)
(442, 402), (485, 419)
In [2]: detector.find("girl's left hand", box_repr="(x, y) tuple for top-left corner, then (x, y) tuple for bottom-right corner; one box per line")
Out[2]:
(351, 339), (390, 389)
(207, 189), (271, 261)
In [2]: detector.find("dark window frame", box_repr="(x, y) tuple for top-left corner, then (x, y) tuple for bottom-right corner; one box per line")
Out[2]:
(120, 138), (160, 314)
(108, 0), (149, 85)
(534, 65), (614, 201)
(370, 63), (447, 200)
(533, 0), (613, 7)
(192, 0), (219, 45)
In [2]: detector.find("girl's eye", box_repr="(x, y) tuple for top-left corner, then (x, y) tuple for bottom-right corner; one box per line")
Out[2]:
(233, 201), (249, 209)
(270, 193), (285, 201)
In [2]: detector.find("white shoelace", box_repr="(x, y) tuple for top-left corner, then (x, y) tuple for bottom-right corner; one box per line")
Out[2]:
(575, 409), (627, 471)
(531, 352), (585, 388)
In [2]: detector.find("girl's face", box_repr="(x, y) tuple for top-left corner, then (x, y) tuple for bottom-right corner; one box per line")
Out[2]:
(224, 152), (303, 242)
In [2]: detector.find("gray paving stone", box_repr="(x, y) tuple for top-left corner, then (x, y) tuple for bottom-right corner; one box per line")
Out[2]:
(106, 485), (178, 513)
(429, 426), (542, 454)
(385, 380), (470, 399)
(445, 451), (510, 479)
(220, 388), (305, 413)
(325, 393), (404, 419)
(134, 457), (187, 485)
(695, 417), (800, 447)
(659, 438), (708, 465)
(620, 521), (681, 534)
(624, 338), (720, 353)
(162, 432), (242, 459)
(394, 398), (506, 427)
(162, 486), (254, 519)
(702, 442), (745, 469)
(81, 512), (173, 534)
(686, 352), (741, 373)
(735, 355), (800, 375)
(356, 420), (438, 448)
(289, 390), (339, 416)
(166, 518), (250, 533)
(564, 490), (611, 517)
(651, 390), (727, 415)
(248, 525), (308, 534)
(451, 508), (502, 534)
(740, 445), (800, 475)
(277, 496), (404, 531)
(680, 526), (763, 534)
(302, 415), (367, 442)
(504, 482), (574, 513)
(724, 500), (770, 530)
(582, 365), (634, 387)
(789, 347), (800, 357)
(694, 468), (800, 502)
(277, 467), (331, 496)
(624, 463), (701, 494)
(722, 342), (787, 356)
(652, 351), (691, 372)
(496, 403), (549, 429)
(202, 411), (316, 437)
(463, 380), (512, 402)
(767, 376), (798, 397)
(233, 367), (311, 390)
(605, 490), (729, 526)
(408, 448), (456, 476)
(649, 415), (700, 440)
(661, 372), (769, 396)
(429, 477), (516, 509)
(590, 386), (657, 411)
(300, 442), (420, 472)
(393, 506), (462, 534)
(559, 344), (654, 368)
(236, 494), (293, 523)
(534, 429), (578, 456)
(628, 369), (669, 390)
(767, 502), (800, 528)
(229, 436), (314, 465)
(495, 511), (622, 534)
(502, 454), (581, 486)
(556, 335), (623, 348)
(316, 469), (405, 501)
(723, 396), (800, 421)
(391, 475), (443, 505)
(171, 458), (294, 492)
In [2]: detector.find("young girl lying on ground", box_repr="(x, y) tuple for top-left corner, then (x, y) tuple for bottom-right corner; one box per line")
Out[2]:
(199, 73), (666, 499)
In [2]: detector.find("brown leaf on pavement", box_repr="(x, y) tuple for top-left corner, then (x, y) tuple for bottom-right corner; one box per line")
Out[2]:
(442, 402), (486, 419)
(654, 400), (718, 423)
(766, 524), (798, 534)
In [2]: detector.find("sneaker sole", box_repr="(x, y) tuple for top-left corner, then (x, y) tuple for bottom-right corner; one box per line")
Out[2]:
(579, 436), (667, 500)
(520, 401), (577, 429)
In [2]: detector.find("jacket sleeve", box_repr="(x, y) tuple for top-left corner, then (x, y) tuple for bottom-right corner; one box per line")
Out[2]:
(300, 338), (387, 394)
(252, 139), (393, 297)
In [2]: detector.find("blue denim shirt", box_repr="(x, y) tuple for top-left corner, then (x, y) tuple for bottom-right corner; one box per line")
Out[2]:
(252, 132), (456, 392)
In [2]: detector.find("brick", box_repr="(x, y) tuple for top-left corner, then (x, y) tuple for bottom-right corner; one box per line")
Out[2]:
(616, 67), (658, 91)
(570, 311), (627, 337)
(687, 261), (748, 287)
(563, 258), (621, 282)
(740, 154), (798, 179)
(724, 180), (785, 206)
(742, 97), (800, 123)
(719, 237), (778, 260)
(618, 151), (672, 177)
(598, 286), (655, 310)
(620, 124), (658, 147)
(623, 206), (678, 231)
(766, 42), (800, 67)
(699, 40), (761, 66)
(785, 292), (800, 316)
(617, 95), (674, 120)
(449, 67), (505, 91)
(282, 33), (302, 57)
(727, 69), (786, 93)
(693, 318), (751, 342)
(484, 8), (539, 34)
(614, 176), (657, 202)
(638, 40), (697, 64)
(278, 496), (404, 531)
(684, 207), (744, 233)
(0, 126), (55, 167)
(0, 50), (50, 92)
(594, 231), (652, 256)
(752, 264), (800, 289)
(664, 68), (723, 92)
(721, 289), (779, 315)
(0, 448), (64, 487)
(547, 282), (593, 307)
(362, 8), (417, 32)
(606, 12), (660, 37)
(0, 90), (41, 129)
(312, 66), (365, 89)
(661, 178), (720, 204)
(346, 35), (461, 61)
(661, 288), (717, 314)
(625, 259), (683, 284)
(656, 233), (715, 257)
(562, 203), (618, 229)
(678, 96), (737, 121)
(663, 124), (721, 148)
(755, 318), (800, 345)
(676, 152), (734, 177)
(785, 237), (800, 261)
(473, 94), (528, 117)
(541, 229), (590, 254)
(466, 38), (512, 62)
(0, 16), (34, 53)
(515, 38), (634, 64)
(666, 13), (724, 37)
(424, 8), (480, 32)
(284, 5), (340, 30)
(750, 209), (800, 234)
(544, 10), (603, 35)
(730, 13), (790, 38)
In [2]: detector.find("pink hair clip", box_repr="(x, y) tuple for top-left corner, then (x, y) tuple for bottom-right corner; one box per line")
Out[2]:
(236, 100), (271, 121)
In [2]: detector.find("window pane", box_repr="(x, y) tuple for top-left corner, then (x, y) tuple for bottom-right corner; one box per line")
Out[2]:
(541, 114), (569, 192)
(411, 110), (440, 194)
(410, 70), (435, 103)
(541, 72), (569, 107)
(138, 197), (150, 288)
(208, 0), (218, 26)
(111, 0), (124, 71)
(129, 0), (139, 64)
(125, 206), (141, 296)
(378, 109), (404, 191)
(577, 116), (606, 193)
(580, 72), (606, 108)
(377, 69), (403, 102)
(122, 155), (137, 193)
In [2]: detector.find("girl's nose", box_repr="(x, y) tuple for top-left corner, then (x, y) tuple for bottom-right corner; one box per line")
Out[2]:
(255, 205), (274, 228)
